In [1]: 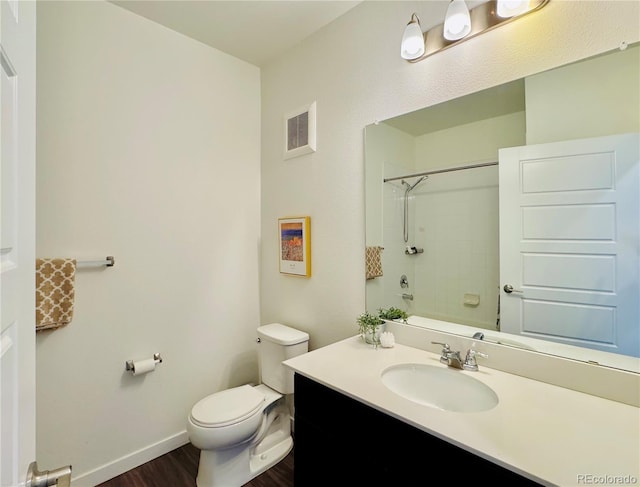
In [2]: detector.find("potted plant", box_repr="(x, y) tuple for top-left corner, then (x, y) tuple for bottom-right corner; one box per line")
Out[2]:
(378, 307), (408, 322)
(356, 311), (385, 346)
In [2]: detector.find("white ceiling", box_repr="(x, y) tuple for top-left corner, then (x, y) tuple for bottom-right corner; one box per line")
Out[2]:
(110, 0), (362, 67)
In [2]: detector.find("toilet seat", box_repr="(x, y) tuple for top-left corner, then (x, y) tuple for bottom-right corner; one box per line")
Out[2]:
(190, 385), (265, 428)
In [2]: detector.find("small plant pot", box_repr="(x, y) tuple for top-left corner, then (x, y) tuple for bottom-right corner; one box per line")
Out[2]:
(363, 324), (385, 346)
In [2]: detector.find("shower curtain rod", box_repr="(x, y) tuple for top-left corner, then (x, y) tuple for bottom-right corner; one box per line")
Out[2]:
(383, 160), (498, 183)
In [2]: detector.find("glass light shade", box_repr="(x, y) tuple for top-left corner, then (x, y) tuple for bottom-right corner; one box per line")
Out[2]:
(443, 0), (471, 41)
(497, 0), (530, 18)
(400, 16), (425, 60)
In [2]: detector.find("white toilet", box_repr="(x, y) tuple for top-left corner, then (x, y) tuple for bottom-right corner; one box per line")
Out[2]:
(187, 323), (309, 487)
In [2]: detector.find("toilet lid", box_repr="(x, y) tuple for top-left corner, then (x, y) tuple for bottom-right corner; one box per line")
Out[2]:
(190, 385), (265, 428)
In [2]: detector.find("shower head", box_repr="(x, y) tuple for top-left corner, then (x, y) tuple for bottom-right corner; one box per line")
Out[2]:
(401, 175), (427, 243)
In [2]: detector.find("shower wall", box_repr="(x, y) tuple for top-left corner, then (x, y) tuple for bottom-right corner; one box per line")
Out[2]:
(410, 165), (500, 328)
(410, 112), (525, 328)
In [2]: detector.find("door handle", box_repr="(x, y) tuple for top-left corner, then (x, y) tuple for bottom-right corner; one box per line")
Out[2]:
(26, 461), (72, 487)
(503, 284), (523, 294)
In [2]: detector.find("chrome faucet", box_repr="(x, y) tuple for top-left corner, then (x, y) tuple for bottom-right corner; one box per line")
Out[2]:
(431, 342), (464, 369)
(463, 348), (489, 371)
(432, 342), (488, 371)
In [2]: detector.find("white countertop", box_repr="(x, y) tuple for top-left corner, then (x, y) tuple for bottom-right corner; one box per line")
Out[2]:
(284, 336), (640, 487)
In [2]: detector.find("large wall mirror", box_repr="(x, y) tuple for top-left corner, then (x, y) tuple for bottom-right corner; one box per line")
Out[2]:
(365, 43), (640, 373)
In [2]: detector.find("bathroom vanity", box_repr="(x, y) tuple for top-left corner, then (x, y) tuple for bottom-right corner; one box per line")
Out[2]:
(284, 336), (640, 486)
(294, 373), (538, 485)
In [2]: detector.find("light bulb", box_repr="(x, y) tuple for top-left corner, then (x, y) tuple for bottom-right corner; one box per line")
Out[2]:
(497, 0), (530, 18)
(401, 14), (425, 60)
(443, 0), (471, 41)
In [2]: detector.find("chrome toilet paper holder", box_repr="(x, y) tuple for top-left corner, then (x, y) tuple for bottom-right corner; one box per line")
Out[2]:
(125, 352), (162, 372)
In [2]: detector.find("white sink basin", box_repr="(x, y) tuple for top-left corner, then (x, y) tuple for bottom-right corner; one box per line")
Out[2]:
(381, 363), (499, 413)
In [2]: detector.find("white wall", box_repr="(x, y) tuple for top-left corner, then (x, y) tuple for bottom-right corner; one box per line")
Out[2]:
(260, 0), (640, 350)
(364, 123), (415, 312)
(36, 2), (260, 484)
(414, 112), (526, 170)
(526, 42), (640, 144)
(364, 124), (415, 249)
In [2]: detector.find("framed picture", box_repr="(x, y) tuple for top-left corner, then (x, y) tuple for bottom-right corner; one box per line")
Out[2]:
(278, 216), (311, 277)
(284, 102), (316, 160)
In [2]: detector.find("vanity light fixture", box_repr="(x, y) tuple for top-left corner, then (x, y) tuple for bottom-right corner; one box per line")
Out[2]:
(443, 0), (471, 41)
(402, 0), (550, 63)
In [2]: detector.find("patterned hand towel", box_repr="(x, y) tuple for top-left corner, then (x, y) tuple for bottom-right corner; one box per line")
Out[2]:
(365, 246), (383, 280)
(36, 258), (77, 331)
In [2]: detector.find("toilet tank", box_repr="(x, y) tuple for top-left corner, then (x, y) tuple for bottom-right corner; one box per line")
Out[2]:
(257, 323), (309, 394)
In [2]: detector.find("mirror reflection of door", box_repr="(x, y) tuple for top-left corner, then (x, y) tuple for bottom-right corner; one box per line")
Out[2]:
(499, 133), (639, 357)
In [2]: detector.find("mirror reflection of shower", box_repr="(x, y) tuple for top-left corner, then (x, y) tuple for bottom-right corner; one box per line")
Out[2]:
(380, 161), (500, 331)
(401, 176), (427, 242)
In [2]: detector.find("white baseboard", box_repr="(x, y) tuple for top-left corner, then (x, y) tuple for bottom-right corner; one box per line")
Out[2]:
(71, 431), (191, 487)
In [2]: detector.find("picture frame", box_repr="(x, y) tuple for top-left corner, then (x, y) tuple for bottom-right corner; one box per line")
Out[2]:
(278, 216), (311, 277)
(284, 101), (316, 160)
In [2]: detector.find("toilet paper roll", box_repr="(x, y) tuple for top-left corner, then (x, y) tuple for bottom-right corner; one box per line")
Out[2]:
(132, 358), (156, 376)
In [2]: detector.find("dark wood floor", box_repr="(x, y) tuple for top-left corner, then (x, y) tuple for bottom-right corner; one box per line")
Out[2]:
(96, 442), (294, 487)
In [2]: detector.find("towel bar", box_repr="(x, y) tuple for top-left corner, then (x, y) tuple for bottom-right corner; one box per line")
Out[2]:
(77, 256), (115, 268)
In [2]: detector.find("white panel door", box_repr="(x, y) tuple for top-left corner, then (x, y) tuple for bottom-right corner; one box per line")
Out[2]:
(1, 0), (36, 485)
(499, 133), (640, 357)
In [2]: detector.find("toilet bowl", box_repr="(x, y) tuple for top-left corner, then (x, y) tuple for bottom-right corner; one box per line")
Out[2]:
(187, 323), (309, 487)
